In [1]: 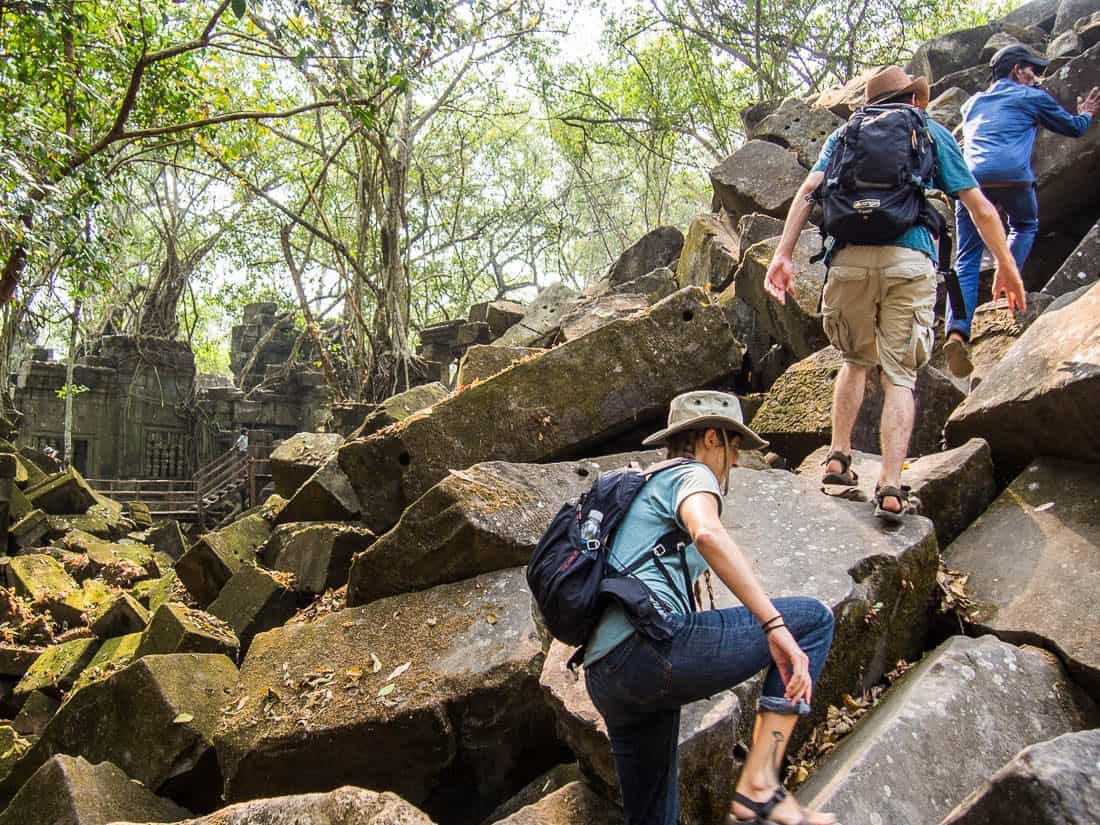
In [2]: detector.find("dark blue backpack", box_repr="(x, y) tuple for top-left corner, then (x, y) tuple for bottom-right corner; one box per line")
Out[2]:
(527, 458), (699, 660)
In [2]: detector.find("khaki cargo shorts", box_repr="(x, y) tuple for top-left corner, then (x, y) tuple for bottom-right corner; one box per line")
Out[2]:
(821, 245), (936, 390)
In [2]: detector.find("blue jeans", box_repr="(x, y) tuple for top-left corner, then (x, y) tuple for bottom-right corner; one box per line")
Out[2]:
(584, 596), (835, 825)
(951, 184), (1038, 339)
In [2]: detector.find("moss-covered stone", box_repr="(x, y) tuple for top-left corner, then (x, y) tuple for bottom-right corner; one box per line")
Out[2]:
(260, 522), (374, 594)
(0, 646), (43, 678)
(129, 519), (187, 561)
(70, 632), (142, 693)
(87, 592), (149, 638)
(14, 638), (99, 700)
(676, 213), (740, 291)
(752, 347), (964, 465)
(456, 345), (544, 386)
(176, 513), (271, 606)
(607, 225), (684, 287)
(494, 282), (580, 347)
(709, 140), (806, 220)
(24, 468), (98, 516)
(207, 565), (298, 653)
(215, 568), (557, 818)
(47, 578), (116, 626)
(10, 690), (58, 737)
(0, 653), (239, 804)
(0, 754), (191, 825)
(136, 602), (239, 661)
(131, 572), (179, 614)
(353, 382), (451, 439)
(6, 555), (77, 601)
(332, 287), (743, 534)
(0, 727), (30, 784)
(9, 510), (48, 552)
(84, 540), (157, 580)
(269, 432), (345, 499)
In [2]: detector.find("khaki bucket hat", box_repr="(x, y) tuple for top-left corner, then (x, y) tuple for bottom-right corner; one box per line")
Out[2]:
(642, 391), (768, 451)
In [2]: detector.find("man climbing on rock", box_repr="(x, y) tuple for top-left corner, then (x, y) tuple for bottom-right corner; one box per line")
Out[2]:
(946, 44), (1100, 376)
(764, 65), (1026, 522)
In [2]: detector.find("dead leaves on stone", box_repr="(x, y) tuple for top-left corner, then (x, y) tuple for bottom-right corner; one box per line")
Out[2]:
(937, 563), (978, 622)
(786, 658), (916, 788)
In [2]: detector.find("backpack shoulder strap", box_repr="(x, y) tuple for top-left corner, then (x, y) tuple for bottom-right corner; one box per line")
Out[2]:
(642, 456), (698, 480)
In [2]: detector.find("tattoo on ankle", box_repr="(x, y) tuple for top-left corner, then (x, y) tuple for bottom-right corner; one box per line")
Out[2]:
(769, 731), (786, 781)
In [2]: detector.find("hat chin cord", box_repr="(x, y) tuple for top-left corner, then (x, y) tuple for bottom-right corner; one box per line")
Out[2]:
(720, 429), (731, 496)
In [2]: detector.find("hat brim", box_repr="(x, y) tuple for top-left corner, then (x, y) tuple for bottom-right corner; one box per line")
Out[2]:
(642, 415), (769, 452)
(866, 76), (930, 109)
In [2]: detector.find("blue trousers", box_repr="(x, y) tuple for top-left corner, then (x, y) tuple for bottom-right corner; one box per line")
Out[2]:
(950, 184), (1038, 339)
(584, 596), (835, 825)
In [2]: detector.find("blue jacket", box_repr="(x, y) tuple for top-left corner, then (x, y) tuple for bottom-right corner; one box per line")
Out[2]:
(961, 78), (1092, 184)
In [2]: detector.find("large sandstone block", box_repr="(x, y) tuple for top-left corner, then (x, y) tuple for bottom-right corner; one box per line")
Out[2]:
(540, 641), (740, 825)
(324, 288), (742, 535)
(215, 569), (561, 822)
(710, 141), (806, 221)
(0, 653), (238, 807)
(940, 729), (1100, 825)
(270, 432), (344, 499)
(607, 225), (684, 287)
(113, 786), (435, 825)
(728, 229), (828, 359)
(6, 554), (76, 600)
(906, 24), (998, 83)
(24, 467), (98, 515)
(495, 781), (625, 825)
(346, 459), (591, 607)
(1054, 0), (1100, 33)
(944, 458), (1100, 694)
(273, 458), (362, 524)
(812, 68), (881, 118)
(1042, 215), (1100, 296)
(260, 522), (375, 593)
(931, 293), (1053, 386)
(797, 636), (1095, 825)
(14, 638), (99, 700)
(485, 299), (527, 338)
(0, 754), (190, 825)
(207, 565), (299, 653)
(747, 99), (844, 168)
(346, 451), (661, 607)
(1034, 42), (1100, 224)
(676, 213), (740, 291)
(495, 283), (580, 347)
(944, 280), (1099, 472)
(130, 520), (187, 561)
(798, 438), (997, 548)
(353, 382), (451, 439)
(176, 514), (273, 606)
(926, 86), (971, 132)
(456, 344), (542, 386)
(136, 603), (239, 661)
(754, 348), (964, 465)
(557, 294), (651, 343)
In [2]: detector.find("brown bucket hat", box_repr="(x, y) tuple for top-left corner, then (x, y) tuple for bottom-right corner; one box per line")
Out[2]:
(864, 65), (930, 109)
(642, 391), (768, 451)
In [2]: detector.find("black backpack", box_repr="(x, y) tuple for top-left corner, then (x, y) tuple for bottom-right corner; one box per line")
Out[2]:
(815, 103), (946, 246)
(813, 103), (965, 315)
(527, 458), (700, 663)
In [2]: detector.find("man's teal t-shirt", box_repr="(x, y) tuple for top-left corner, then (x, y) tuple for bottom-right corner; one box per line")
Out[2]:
(583, 462), (721, 666)
(812, 117), (978, 260)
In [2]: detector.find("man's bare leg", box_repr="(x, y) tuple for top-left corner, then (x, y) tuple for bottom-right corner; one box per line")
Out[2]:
(878, 374), (916, 512)
(825, 363), (867, 475)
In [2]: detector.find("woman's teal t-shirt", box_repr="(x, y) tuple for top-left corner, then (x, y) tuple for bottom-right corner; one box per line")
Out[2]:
(583, 462), (722, 666)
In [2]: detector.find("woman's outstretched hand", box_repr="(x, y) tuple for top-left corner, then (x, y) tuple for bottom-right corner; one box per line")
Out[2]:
(768, 626), (812, 704)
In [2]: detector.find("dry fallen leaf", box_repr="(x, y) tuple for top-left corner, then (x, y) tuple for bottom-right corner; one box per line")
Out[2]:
(485, 613), (498, 625)
(385, 662), (411, 681)
(370, 653), (383, 673)
(172, 712), (194, 724)
(378, 683), (396, 697)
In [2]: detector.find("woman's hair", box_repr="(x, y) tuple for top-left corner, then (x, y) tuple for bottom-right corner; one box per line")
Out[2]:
(665, 429), (703, 459)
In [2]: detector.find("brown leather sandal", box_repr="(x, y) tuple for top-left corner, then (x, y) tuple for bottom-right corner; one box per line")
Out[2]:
(821, 450), (858, 487)
(874, 484), (915, 524)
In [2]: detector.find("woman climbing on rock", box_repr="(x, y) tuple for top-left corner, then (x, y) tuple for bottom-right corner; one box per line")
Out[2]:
(583, 390), (836, 825)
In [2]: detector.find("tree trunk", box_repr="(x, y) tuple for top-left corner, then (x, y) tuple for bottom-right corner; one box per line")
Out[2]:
(63, 296), (82, 468)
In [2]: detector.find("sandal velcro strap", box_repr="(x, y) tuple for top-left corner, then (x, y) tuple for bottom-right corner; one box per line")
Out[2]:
(822, 450), (851, 472)
(732, 786), (787, 820)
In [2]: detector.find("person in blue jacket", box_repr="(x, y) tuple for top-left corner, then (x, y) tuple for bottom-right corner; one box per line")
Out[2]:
(947, 44), (1100, 377)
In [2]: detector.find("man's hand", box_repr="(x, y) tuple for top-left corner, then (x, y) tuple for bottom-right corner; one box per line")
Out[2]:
(1078, 86), (1100, 117)
(764, 254), (797, 305)
(992, 260), (1027, 312)
(767, 626), (812, 704)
